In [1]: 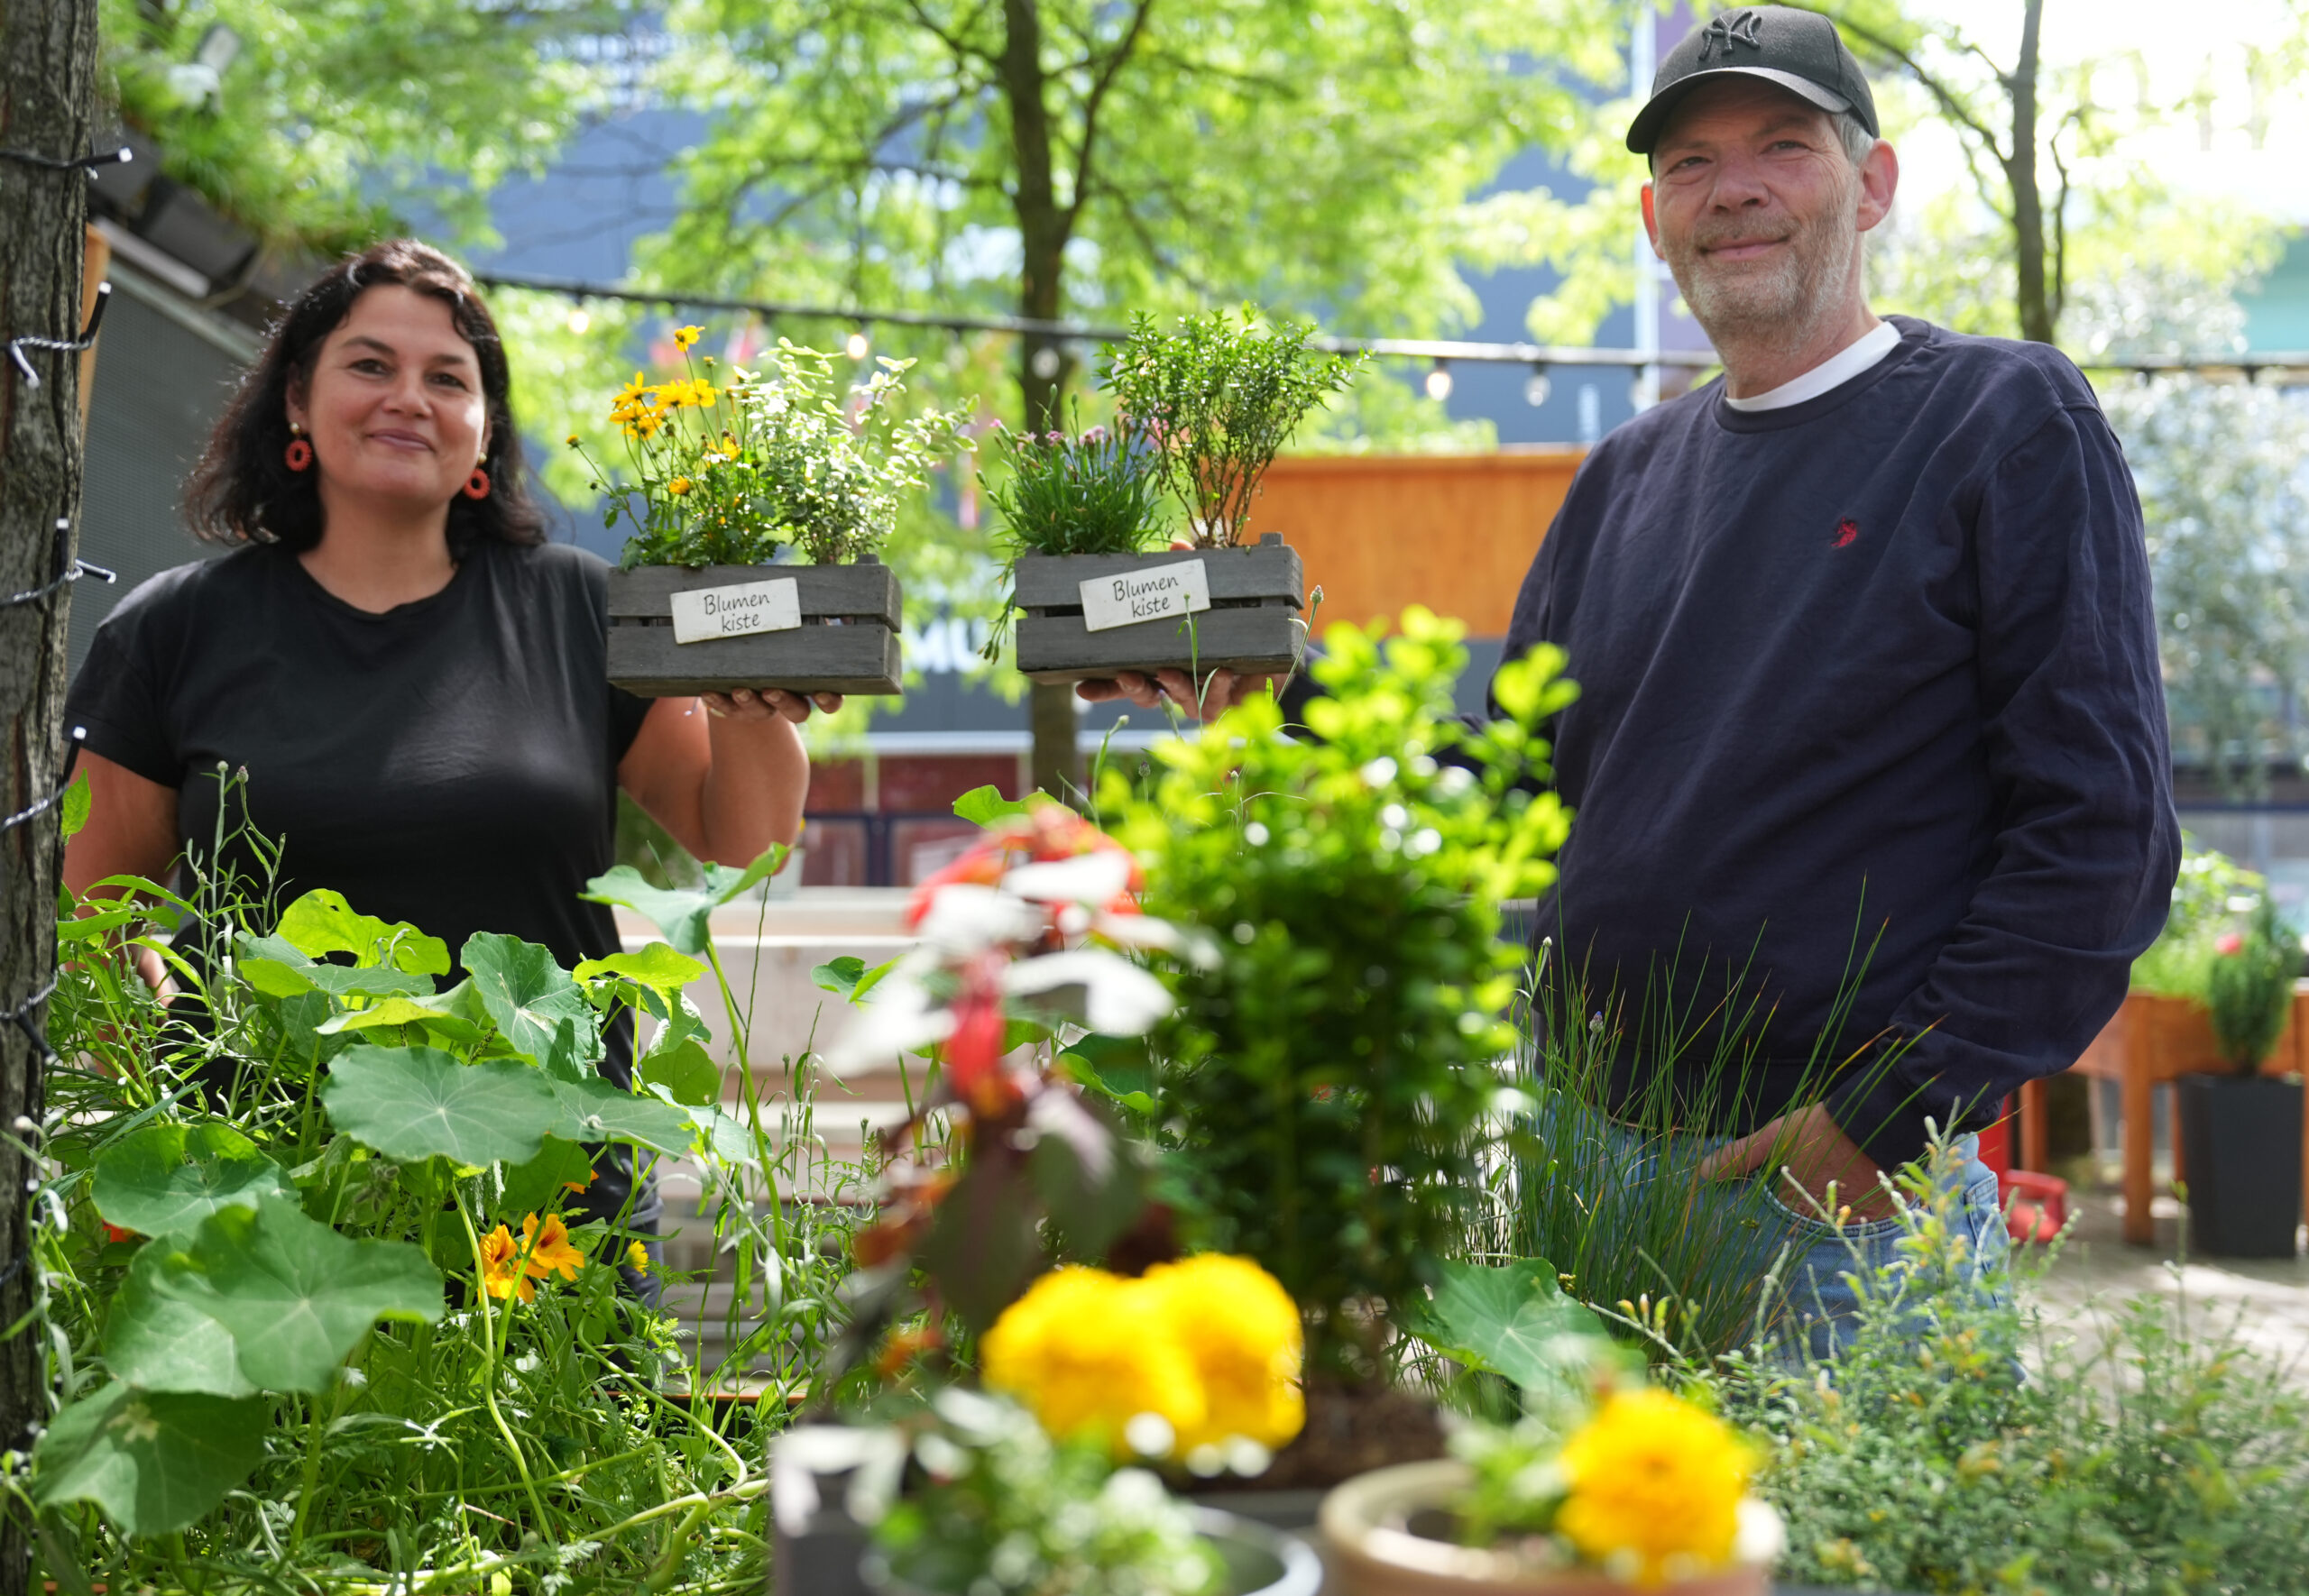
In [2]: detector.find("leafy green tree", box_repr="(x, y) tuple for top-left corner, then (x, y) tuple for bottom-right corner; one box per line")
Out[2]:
(642, 0), (1622, 793)
(1508, 0), (2301, 353)
(98, 0), (631, 251)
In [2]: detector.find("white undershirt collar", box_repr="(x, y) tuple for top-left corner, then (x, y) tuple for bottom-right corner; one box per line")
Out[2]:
(1721, 320), (1902, 412)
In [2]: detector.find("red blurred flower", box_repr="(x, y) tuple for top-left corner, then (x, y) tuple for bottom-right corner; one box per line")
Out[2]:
(102, 1223), (139, 1245)
(2216, 931), (2245, 956)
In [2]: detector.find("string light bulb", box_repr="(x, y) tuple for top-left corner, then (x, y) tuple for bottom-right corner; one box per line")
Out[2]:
(1523, 363), (1551, 408)
(845, 328), (871, 362)
(1423, 359), (1453, 402)
(566, 308), (590, 335)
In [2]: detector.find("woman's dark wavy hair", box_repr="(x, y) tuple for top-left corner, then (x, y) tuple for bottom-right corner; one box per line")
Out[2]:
(186, 239), (546, 555)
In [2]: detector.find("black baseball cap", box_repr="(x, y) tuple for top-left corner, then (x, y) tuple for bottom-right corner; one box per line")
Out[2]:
(1625, 7), (1879, 155)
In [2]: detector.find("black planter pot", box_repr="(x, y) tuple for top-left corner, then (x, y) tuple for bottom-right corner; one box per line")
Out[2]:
(2176, 1072), (2305, 1259)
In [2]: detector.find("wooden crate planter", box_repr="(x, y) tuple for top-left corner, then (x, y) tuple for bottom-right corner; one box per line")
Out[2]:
(605, 559), (903, 697)
(1013, 534), (1306, 685)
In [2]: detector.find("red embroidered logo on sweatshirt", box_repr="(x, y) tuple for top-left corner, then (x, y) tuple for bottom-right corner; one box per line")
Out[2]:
(1832, 518), (1860, 548)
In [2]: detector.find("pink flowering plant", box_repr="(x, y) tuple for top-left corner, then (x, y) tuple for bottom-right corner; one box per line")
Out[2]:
(981, 408), (1169, 561)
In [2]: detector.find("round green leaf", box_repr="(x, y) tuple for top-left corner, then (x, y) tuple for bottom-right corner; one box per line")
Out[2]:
(91, 1123), (291, 1240)
(108, 1195), (443, 1395)
(546, 1073), (698, 1158)
(464, 931), (603, 1072)
(575, 941), (706, 1017)
(32, 1381), (270, 1536)
(278, 888), (450, 974)
(322, 1044), (561, 1166)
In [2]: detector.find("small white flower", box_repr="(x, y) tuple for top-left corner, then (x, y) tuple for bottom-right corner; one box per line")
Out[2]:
(1004, 849), (1133, 907)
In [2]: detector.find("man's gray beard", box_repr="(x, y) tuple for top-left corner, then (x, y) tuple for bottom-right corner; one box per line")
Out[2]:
(1667, 194), (1862, 357)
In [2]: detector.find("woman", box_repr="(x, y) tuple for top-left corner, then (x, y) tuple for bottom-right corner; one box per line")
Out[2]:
(62, 239), (827, 1264)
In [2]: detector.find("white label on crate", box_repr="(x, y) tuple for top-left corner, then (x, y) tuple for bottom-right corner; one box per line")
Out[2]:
(1079, 558), (1211, 633)
(669, 577), (802, 644)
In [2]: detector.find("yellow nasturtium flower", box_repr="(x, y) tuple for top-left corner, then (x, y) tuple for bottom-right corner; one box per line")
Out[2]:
(1554, 1389), (1754, 1587)
(478, 1224), (533, 1303)
(520, 1213), (585, 1284)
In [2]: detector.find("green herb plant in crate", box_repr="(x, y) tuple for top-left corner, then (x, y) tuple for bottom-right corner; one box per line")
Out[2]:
(1005, 309), (1360, 688)
(16, 775), (871, 1591)
(574, 330), (969, 700)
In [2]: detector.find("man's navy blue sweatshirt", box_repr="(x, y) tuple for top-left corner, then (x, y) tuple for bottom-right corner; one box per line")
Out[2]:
(1498, 316), (2180, 1168)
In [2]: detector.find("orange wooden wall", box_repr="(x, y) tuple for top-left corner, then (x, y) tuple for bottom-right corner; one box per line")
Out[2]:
(1249, 448), (1586, 639)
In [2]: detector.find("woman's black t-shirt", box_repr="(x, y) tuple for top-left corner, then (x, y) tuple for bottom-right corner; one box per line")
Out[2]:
(64, 538), (658, 1212)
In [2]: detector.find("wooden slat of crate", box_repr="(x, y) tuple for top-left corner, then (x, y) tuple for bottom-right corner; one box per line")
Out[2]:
(1013, 538), (1304, 684)
(606, 562), (904, 697)
(605, 562), (900, 627)
(1011, 538), (1302, 610)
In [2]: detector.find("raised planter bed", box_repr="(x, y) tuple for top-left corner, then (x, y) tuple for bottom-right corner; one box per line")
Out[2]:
(1014, 534), (1306, 686)
(606, 558), (903, 697)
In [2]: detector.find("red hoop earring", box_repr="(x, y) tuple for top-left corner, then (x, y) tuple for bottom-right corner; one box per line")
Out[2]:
(284, 437), (313, 472)
(463, 467), (491, 500)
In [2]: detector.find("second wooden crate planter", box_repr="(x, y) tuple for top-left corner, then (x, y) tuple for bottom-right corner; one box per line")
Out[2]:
(1013, 533), (1307, 685)
(605, 558), (904, 697)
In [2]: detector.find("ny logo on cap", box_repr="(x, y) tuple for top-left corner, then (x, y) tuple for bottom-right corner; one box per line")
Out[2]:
(1698, 8), (1764, 60)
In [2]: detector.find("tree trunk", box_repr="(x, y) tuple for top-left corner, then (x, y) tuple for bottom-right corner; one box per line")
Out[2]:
(2004, 0), (2054, 344)
(0, 3), (100, 1589)
(1000, 0), (1082, 799)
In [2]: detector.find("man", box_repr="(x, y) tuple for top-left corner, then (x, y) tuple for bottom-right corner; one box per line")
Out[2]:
(1097, 7), (2178, 1347)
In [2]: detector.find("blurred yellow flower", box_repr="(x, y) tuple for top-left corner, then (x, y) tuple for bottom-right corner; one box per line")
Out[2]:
(982, 1268), (1204, 1454)
(626, 1240), (651, 1274)
(982, 1255), (1302, 1462)
(1144, 1253), (1304, 1452)
(673, 325), (703, 351)
(520, 1213), (585, 1284)
(668, 477), (694, 496)
(565, 434), (579, 447)
(612, 371), (651, 408)
(478, 1224), (534, 1303)
(1555, 1389), (1753, 1586)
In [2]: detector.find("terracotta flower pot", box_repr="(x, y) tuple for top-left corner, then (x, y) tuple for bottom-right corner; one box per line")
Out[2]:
(1320, 1460), (1767, 1596)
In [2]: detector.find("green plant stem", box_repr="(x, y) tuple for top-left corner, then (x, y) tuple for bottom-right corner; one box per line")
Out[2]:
(454, 1191), (557, 1544)
(286, 1387), (332, 1552)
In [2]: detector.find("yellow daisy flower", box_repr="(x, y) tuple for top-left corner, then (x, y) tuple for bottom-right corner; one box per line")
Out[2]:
(667, 477), (693, 496)
(626, 1240), (651, 1274)
(673, 325), (703, 351)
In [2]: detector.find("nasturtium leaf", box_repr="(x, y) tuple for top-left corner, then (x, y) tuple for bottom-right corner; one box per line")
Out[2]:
(952, 784), (1036, 827)
(544, 1073), (697, 1158)
(575, 942), (705, 1018)
(690, 1105), (758, 1165)
(278, 889), (450, 976)
(60, 767), (92, 840)
(32, 1381), (270, 1536)
(107, 1252), (253, 1397)
(1404, 1258), (1613, 1399)
(639, 1037), (721, 1107)
(315, 994), (490, 1050)
(91, 1123), (291, 1239)
(321, 1046), (560, 1166)
(106, 1196), (442, 1395)
(581, 847), (787, 958)
(812, 954), (897, 1005)
(463, 932), (603, 1071)
(499, 1135), (599, 1215)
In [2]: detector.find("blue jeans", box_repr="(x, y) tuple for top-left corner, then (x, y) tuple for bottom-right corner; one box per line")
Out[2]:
(1590, 1119), (2010, 1364)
